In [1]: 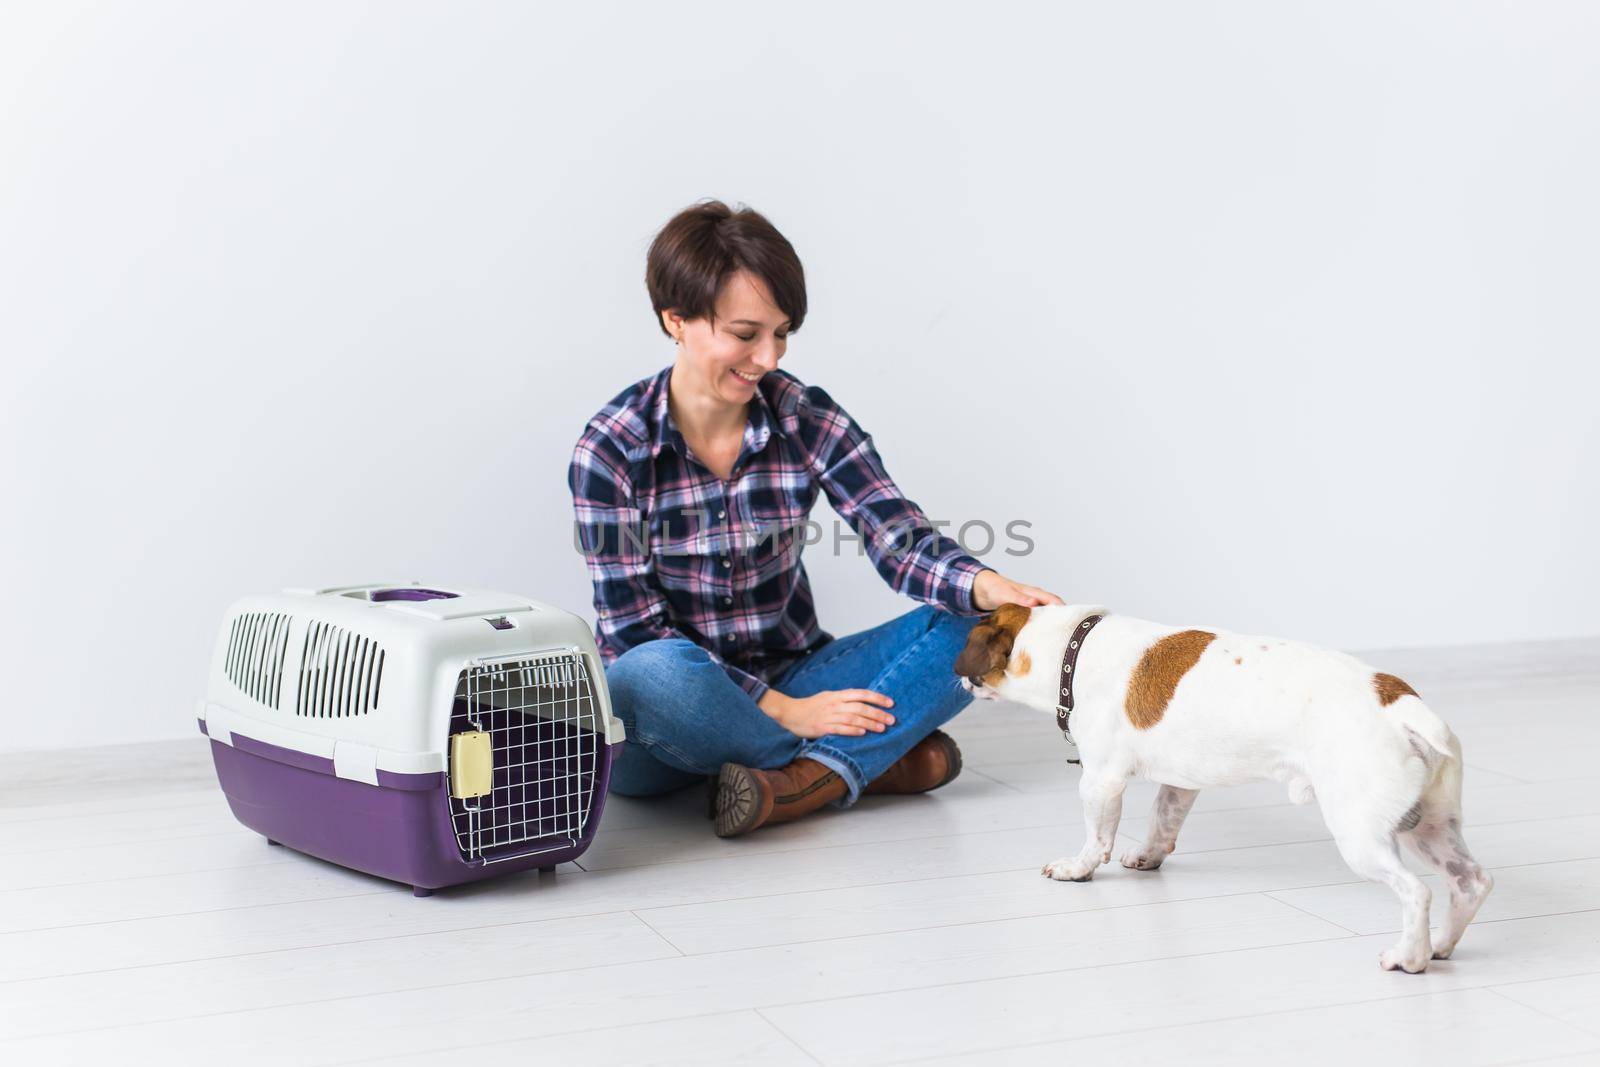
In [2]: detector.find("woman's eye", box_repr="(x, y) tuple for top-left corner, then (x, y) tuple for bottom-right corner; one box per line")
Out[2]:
(733, 333), (755, 342)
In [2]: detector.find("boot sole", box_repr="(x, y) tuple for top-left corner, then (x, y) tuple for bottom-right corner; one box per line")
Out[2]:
(714, 762), (771, 838)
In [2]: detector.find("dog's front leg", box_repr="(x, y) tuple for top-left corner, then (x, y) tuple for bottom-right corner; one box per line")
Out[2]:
(1043, 770), (1127, 882)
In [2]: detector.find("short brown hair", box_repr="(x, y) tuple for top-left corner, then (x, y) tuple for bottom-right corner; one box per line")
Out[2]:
(645, 200), (807, 338)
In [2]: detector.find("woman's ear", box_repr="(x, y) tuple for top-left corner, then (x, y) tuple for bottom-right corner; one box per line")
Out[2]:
(661, 308), (685, 340)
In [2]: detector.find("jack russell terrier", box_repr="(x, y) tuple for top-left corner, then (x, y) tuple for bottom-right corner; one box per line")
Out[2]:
(955, 603), (1493, 973)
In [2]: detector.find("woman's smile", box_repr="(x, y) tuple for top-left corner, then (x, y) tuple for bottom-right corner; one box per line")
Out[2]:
(730, 368), (762, 384)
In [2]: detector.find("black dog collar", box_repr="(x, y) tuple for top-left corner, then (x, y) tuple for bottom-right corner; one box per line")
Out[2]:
(1055, 614), (1105, 764)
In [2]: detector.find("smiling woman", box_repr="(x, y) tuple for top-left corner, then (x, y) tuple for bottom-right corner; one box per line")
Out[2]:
(567, 199), (1063, 837)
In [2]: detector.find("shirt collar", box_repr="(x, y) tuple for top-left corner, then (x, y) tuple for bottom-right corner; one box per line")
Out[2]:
(648, 366), (678, 458)
(649, 364), (777, 462)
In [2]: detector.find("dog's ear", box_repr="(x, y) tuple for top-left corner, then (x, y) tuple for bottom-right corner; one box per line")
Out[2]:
(953, 617), (1008, 679)
(953, 604), (1031, 681)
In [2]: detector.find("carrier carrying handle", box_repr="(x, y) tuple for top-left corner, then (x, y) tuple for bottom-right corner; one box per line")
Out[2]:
(370, 587), (460, 602)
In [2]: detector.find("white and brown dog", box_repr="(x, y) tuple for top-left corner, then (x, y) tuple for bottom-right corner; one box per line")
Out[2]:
(955, 603), (1494, 973)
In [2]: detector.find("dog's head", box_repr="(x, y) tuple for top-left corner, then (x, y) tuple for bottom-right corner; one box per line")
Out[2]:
(953, 603), (1032, 701)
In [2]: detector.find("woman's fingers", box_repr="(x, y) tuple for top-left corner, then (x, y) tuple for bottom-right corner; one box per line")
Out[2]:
(987, 575), (1065, 609)
(842, 700), (894, 726)
(840, 689), (894, 709)
(833, 706), (893, 732)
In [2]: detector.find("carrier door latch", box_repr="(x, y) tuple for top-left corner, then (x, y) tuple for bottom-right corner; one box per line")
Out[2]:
(450, 731), (494, 799)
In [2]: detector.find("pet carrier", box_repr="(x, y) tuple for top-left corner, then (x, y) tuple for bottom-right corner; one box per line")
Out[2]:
(197, 582), (626, 895)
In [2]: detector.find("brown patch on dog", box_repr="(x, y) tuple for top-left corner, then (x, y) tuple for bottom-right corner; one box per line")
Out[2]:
(1233, 656), (1242, 665)
(1374, 672), (1419, 706)
(1014, 650), (1032, 676)
(953, 603), (1032, 687)
(1124, 630), (1216, 729)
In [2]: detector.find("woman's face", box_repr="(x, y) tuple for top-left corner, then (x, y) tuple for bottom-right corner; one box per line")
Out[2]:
(664, 269), (791, 406)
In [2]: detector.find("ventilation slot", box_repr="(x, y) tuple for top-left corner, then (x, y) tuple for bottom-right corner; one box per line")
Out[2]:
(223, 612), (293, 709)
(296, 621), (385, 718)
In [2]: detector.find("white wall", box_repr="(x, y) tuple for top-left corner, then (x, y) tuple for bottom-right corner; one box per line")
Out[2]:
(3, 1), (1596, 751)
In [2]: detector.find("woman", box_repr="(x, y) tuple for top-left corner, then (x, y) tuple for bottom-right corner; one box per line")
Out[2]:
(569, 200), (1061, 837)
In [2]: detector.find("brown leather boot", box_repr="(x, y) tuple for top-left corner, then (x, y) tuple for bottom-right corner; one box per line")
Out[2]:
(864, 729), (963, 795)
(714, 758), (847, 838)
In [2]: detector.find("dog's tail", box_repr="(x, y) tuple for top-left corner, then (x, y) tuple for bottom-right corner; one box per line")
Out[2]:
(1384, 692), (1457, 763)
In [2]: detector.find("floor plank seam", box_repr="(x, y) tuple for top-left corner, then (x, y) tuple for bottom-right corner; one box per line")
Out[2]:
(0, 883), (1326, 986)
(1477, 984), (1600, 1038)
(961, 767), (1024, 793)
(627, 909), (688, 957)
(892, 981), (1600, 1065)
(312, 1008), (775, 1066)
(0, 927), (1364, 1047)
(1261, 891), (1364, 936)
(753, 919), (1600, 1026)
(0, 799), (224, 827)
(11, 848), (1592, 967)
(0, 907), (669, 986)
(1475, 967), (1600, 995)
(754, 1007), (825, 1066)
(8, 773), (1585, 891)
(1, 889), (396, 936)
(0, 828), (257, 860)
(752, 929), (1370, 1021)
(0, 943), (695, 1044)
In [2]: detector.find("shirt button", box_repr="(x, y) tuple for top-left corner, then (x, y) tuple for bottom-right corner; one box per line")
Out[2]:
(716, 510), (726, 520)
(723, 596), (733, 605)
(721, 558), (731, 568)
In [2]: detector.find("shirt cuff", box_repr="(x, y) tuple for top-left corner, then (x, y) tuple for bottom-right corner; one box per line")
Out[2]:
(730, 666), (770, 704)
(945, 557), (991, 616)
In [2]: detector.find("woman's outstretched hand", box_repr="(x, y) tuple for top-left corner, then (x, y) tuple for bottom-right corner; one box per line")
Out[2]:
(758, 688), (896, 739)
(972, 569), (1064, 612)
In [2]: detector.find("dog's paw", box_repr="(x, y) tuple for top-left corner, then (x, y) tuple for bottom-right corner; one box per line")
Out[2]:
(1041, 857), (1095, 882)
(1119, 848), (1166, 871)
(1378, 947), (1430, 974)
(1431, 943), (1456, 961)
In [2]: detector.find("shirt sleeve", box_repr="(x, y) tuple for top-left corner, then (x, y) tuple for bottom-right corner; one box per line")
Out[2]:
(797, 385), (989, 616)
(568, 427), (774, 702)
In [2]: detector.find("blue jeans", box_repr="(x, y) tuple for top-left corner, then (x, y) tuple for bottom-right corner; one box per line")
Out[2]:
(603, 605), (980, 805)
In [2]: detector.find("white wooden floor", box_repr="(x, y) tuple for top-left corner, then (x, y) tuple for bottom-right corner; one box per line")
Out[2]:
(3, 639), (1599, 1066)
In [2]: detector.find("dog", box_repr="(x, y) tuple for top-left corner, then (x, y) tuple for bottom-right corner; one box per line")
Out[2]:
(954, 603), (1493, 973)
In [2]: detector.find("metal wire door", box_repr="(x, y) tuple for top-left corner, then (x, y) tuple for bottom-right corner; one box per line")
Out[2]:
(447, 648), (603, 862)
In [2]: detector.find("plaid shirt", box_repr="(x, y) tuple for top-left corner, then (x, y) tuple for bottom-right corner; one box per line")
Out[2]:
(568, 365), (986, 701)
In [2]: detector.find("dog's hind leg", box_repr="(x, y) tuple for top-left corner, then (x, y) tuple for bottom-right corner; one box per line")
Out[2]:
(1330, 822), (1434, 972)
(1399, 755), (1493, 959)
(1120, 785), (1199, 870)
(1043, 769), (1127, 882)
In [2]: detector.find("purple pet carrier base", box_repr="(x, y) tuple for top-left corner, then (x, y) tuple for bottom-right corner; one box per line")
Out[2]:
(202, 723), (618, 895)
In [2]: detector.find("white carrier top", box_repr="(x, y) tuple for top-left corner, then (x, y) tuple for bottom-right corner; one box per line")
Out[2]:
(198, 582), (624, 782)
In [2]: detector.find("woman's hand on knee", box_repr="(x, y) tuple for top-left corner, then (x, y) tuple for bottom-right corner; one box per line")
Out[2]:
(758, 688), (896, 739)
